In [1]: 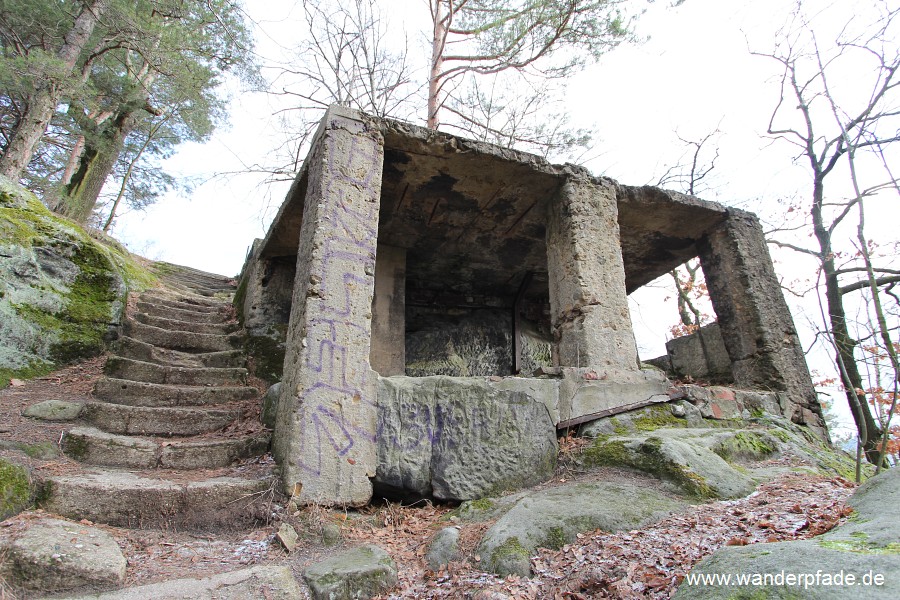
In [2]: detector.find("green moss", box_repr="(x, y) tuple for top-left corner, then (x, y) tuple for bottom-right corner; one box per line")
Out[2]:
(714, 431), (778, 462)
(0, 359), (54, 389)
(469, 498), (495, 512)
(544, 526), (567, 550)
(633, 405), (688, 432)
(61, 433), (89, 460)
(0, 458), (31, 519)
(245, 331), (286, 383)
(582, 436), (717, 500)
(817, 534), (900, 555)
(491, 536), (529, 564)
(610, 417), (630, 436)
(1, 180), (156, 385)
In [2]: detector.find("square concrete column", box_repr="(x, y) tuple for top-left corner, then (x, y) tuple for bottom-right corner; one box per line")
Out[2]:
(274, 107), (385, 505)
(546, 173), (640, 373)
(370, 244), (406, 376)
(698, 209), (827, 438)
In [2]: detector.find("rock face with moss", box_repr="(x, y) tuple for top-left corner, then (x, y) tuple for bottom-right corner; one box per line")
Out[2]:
(0, 177), (154, 387)
(674, 467), (900, 599)
(0, 458), (31, 519)
(302, 544), (398, 600)
(474, 482), (687, 577)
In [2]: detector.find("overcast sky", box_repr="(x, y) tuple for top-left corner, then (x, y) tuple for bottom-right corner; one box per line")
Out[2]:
(107, 0), (894, 438)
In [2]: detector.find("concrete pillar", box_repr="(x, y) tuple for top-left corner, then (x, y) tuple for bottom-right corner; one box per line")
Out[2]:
(546, 173), (639, 373)
(274, 107), (385, 505)
(370, 244), (406, 376)
(698, 209), (827, 438)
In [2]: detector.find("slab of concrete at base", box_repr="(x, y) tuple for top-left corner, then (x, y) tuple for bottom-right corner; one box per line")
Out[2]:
(239, 105), (827, 506)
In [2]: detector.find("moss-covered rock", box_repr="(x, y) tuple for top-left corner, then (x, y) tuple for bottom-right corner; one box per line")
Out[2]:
(0, 458), (31, 519)
(0, 176), (155, 387)
(302, 544), (398, 600)
(477, 481), (687, 576)
(582, 430), (756, 500)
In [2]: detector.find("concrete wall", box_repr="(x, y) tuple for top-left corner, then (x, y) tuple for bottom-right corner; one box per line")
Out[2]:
(698, 209), (827, 439)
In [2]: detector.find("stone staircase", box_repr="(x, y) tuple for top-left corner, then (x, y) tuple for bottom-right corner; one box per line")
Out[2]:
(41, 265), (275, 530)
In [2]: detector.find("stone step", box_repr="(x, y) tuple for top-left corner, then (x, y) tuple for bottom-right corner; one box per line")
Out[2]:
(93, 377), (257, 408)
(113, 337), (245, 369)
(104, 357), (247, 386)
(157, 264), (235, 284)
(123, 320), (241, 353)
(135, 301), (230, 324)
(62, 427), (270, 470)
(133, 312), (238, 335)
(40, 471), (272, 529)
(82, 402), (241, 436)
(140, 292), (231, 310)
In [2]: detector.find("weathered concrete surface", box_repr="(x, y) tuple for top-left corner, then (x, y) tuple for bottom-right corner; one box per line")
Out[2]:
(674, 467), (900, 599)
(93, 377), (256, 407)
(376, 376), (557, 500)
(58, 566), (303, 599)
(476, 482), (687, 577)
(23, 399), (83, 421)
(2, 517), (126, 591)
(554, 367), (670, 427)
(666, 322), (733, 383)
(274, 107), (384, 506)
(302, 544), (398, 600)
(698, 210), (826, 438)
(546, 174), (639, 373)
(370, 244), (406, 376)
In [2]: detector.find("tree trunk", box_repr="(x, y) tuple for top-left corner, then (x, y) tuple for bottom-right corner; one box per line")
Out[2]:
(60, 108), (138, 224)
(0, 0), (109, 180)
(428, 1), (446, 130)
(812, 177), (883, 461)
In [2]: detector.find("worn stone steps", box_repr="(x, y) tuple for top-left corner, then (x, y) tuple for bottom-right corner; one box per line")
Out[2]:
(93, 377), (257, 407)
(139, 292), (231, 311)
(41, 471), (272, 529)
(133, 312), (238, 335)
(113, 337), (245, 369)
(45, 262), (272, 536)
(81, 402), (243, 436)
(123, 320), (241, 353)
(104, 357), (247, 386)
(62, 427), (270, 470)
(135, 301), (231, 324)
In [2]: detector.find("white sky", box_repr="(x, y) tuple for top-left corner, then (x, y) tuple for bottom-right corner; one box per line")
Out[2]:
(108, 0), (898, 439)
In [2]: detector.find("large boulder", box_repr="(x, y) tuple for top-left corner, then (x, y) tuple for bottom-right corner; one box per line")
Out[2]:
(0, 176), (154, 387)
(474, 482), (687, 577)
(674, 467), (900, 599)
(376, 376), (558, 500)
(2, 517), (126, 591)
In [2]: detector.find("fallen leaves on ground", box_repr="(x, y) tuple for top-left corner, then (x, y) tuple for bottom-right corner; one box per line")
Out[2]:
(373, 474), (854, 599)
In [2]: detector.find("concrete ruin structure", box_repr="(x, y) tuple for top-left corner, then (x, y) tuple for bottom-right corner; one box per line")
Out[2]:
(238, 106), (826, 506)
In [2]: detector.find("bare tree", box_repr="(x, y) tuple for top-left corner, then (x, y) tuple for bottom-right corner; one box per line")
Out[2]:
(758, 0), (900, 464)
